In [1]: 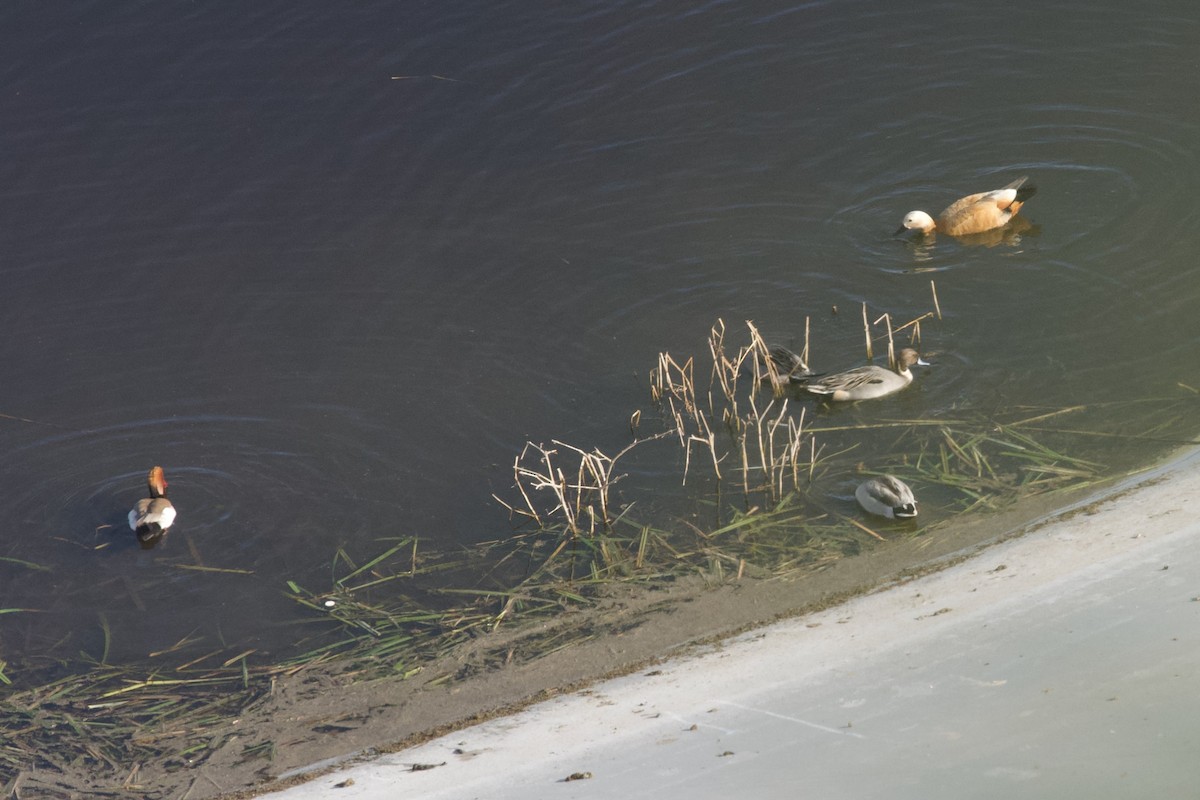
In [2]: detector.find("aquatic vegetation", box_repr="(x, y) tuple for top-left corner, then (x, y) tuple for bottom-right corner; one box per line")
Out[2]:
(5, 295), (1196, 791)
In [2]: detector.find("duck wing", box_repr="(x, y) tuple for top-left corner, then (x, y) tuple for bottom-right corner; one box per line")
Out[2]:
(877, 475), (918, 518)
(802, 366), (885, 394)
(938, 177), (1036, 236)
(128, 498), (151, 530)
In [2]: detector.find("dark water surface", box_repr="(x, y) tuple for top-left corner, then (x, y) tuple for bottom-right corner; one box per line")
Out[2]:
(2, 2), (1198, 670)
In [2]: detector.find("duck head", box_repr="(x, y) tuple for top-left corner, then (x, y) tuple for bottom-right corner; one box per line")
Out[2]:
(894, 348), (930, 371)
(897, 210), (936, 235)
(147, 465), (168, 498)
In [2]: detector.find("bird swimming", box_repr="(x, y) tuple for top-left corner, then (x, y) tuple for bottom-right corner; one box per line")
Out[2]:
(789, 347), (928, 402)
(856, 475), (918, 519)
(897, 176), (1036, 237)
(129, 466), (176, 547)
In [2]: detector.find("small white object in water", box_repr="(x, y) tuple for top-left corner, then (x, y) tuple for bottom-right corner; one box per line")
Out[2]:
(324, 599), (337, 608)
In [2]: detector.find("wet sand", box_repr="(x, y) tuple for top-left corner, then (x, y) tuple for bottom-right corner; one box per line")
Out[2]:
(234, 447), (1200, 799)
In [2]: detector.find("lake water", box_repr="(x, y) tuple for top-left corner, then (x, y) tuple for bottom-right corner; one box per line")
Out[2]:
(2, 1), (1198, 673)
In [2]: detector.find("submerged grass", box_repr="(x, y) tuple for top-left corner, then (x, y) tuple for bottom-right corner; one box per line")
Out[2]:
(3, 312), (1195, 790)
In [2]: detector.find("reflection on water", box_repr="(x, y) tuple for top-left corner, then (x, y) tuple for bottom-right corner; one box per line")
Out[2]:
(897, 215), (1042, 268)
(902, 214), (1041, 257)
(1, 0), (1199, 675)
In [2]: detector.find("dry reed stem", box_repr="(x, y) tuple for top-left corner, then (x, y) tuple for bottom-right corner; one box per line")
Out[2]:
(697, 431), (722, 480)
(803, 315), (810, 371)
(890, 311), (933, 338)
(873, 312), (894, 368)
(512, 446), (543, 526)
(844, 516), (887, 542)
(708, 320), (735, 409)
(861, 303), (872, 359)
(745, 321), (787, 399)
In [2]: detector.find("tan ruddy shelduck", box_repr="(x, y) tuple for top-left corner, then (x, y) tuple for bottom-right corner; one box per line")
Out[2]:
(795, 347), (929, 402)
(856, 475), (918, 520)
(129, 466), (176, 546)
(898, 176), (1036, 237)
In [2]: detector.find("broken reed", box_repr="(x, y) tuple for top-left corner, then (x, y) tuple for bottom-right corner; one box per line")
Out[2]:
(492, 438), (658, 539)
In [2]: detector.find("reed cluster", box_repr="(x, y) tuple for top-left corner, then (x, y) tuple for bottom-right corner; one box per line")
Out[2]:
(650, 320), (812, 503)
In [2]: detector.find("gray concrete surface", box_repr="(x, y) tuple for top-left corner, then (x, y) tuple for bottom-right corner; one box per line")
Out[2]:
(258, 449), (1200, 799)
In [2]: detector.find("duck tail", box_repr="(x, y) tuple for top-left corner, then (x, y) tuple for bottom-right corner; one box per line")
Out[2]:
(137, 523), (168, 549)
(893, 504), (919, 519)
(1001, 176), (1036, 203)
(136, 522), (164, 541)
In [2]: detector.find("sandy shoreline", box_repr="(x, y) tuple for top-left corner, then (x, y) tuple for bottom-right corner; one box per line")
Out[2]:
(239, 446), (1200, 799)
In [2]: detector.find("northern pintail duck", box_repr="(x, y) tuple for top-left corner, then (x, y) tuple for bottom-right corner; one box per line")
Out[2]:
(129, 466), (176, 546)
(796, 348), (928, 402)
(898, 176), (1036, 237)
(856, 475), (918, 519)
